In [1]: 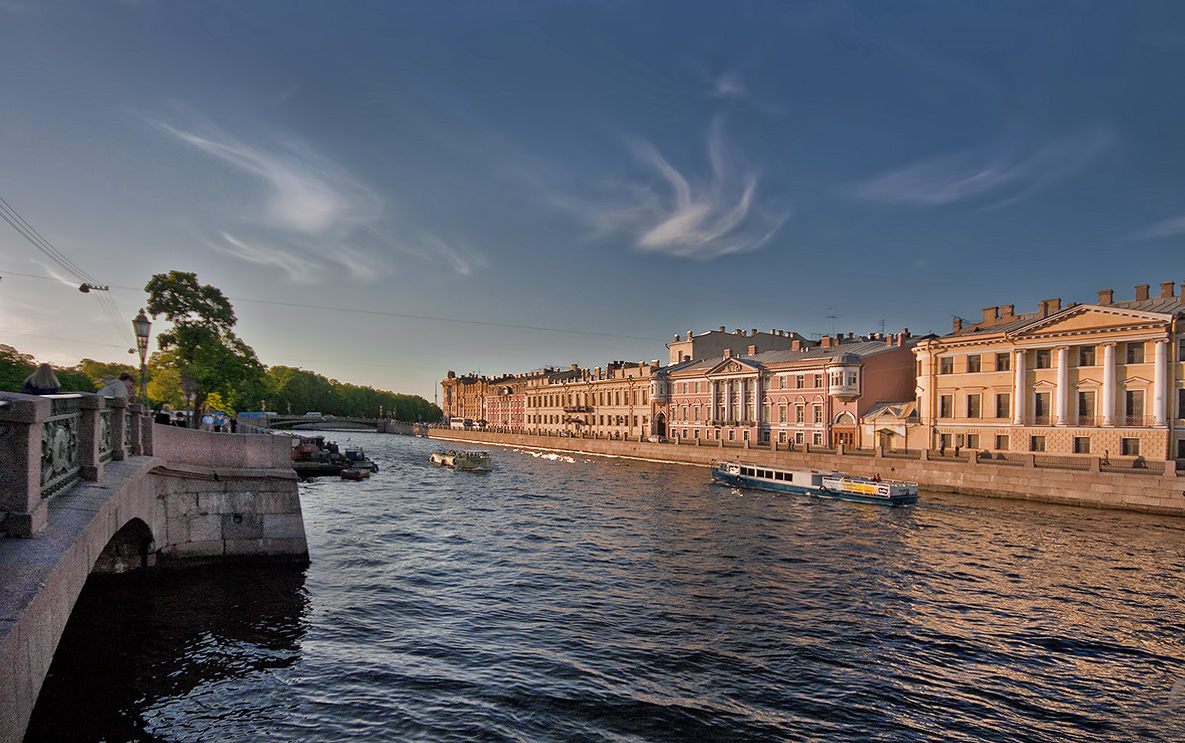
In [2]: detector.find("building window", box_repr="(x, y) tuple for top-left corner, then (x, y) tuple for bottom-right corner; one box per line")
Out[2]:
(939, 357), (953, 374)
(1126, 342), (1145, 364)
(1034, 392), (1051, 424)
(995, 392), (1011, 419)
(966, 394), (981, 419)
(1035, 349), (1051, 369)
(813, 405), (823, 424)
(939, 433), (952, 449)
(1179, 389), (1185, 420)
(795, 432), (804, 444)
(1073, 436), (1091, 454)
(1078, 346), (1096, 366)
(763, 404), (770, 423)
(967, 355), (981, 373)
(779, 376), (786, 389)
(813, 374), (823, 388)
(778, 404), (787, 423)
(795, 375), (805, 389)
(728, 429), (735, 441)
(965, 434), (980, 449)
(813, 432), (823, 446)
(1030, 435), (1046, 452)
(996, 352), (1011, 371)
(1125, 389), (1145, 425)
(1179, 340), (1185, 363)
(1121, 437), (1140, 456)
(1077, 391), (1095, 425)
(995, 434), (1009, 451)
(694, 405), (701, 421)
(939, 395), (953, 418)
(795, 405), (805, 424)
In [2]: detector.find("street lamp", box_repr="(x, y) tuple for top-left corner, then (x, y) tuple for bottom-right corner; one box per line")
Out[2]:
(132, 309), (151, 403)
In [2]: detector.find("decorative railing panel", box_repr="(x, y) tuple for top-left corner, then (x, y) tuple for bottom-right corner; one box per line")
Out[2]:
(40, 396), (82, 499)
(99, 409), (113, 462)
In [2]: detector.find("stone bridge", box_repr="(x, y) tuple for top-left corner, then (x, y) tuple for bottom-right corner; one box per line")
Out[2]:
(256, 415), (378, 430)
(0, 392), (308, 743)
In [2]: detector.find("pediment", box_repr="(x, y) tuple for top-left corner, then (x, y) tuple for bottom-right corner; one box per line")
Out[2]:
(705, 357), (761, 377)
(1033, 379), (1057, 389)
(1009, 304), (1172, 340)
(1122, 375), (1152, 386)
(1074, 378), (1102, 389)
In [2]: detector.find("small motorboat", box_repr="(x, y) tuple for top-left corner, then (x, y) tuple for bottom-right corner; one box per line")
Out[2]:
(340, 467), (371, 481)
(430, 449), (492, 471)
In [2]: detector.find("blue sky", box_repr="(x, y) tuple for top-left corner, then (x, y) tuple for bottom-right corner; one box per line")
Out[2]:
(2, 0), (1184, 402)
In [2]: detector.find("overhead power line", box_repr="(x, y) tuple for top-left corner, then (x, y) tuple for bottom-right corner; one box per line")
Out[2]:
(0, 269), (668, 343)
(0, 198), (132, 344)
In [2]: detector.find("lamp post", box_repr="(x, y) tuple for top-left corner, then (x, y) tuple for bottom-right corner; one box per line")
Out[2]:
(132, 310), (151, 404)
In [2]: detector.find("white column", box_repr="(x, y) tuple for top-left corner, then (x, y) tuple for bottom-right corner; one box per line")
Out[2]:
(1153, 339), (1168, 426)
(1102, 342), (1116, 426)
(1012, 348), (1026, 425)
(1055, 346), (1069, 425)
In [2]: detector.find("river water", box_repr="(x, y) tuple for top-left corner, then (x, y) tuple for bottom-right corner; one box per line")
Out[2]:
(25, 433), (1185, 742)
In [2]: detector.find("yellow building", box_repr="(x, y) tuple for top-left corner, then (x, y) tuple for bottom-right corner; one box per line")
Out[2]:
(523, 361), (662, 439)
(915, 283), (1185, 460)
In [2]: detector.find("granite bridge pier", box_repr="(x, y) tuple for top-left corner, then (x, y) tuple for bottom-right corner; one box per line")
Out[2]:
(0, 391), (308, 743)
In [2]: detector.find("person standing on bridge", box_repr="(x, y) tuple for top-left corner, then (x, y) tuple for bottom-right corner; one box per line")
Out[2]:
(21, 363), (60, 395)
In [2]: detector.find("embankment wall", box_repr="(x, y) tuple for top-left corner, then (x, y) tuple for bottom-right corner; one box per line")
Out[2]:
(402, 427), (1185, 516)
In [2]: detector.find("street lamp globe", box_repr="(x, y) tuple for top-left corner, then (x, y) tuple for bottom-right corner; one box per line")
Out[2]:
(132, 310), (151, 403)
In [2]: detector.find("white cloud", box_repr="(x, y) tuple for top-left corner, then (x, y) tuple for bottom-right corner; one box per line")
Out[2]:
(210, 233), (321, 284)
(555, 117), (790, 260)
(707, 70), (748, 100)
(1139, 215), (1185, 239)
(855, 126), (1114, 207)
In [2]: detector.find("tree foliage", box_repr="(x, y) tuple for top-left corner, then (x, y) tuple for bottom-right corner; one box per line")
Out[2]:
(145, 271), (263, 413)
(0, 345), (95, 394)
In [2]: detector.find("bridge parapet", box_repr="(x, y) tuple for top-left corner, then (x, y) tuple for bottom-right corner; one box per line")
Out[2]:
(0, 392), (149, 537)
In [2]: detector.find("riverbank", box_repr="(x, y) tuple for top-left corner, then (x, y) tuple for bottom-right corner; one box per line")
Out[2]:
(390, 425), (1185, 516)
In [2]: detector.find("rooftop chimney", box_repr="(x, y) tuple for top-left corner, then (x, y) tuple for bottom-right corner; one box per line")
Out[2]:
(1000, 305), (1014, 318)
(751, 328), (758, 337)
(982, 306), (998, 324)
(734, 328), (743, 335)
(953, 318), (963, 332)
(719, 326), (726, 332)
(1161, 281), (1175, 298)
(687, 331), (693, 340)
(1098, 289), (1113, 306)
(821, 336), (833, 348)
(723, 348), (732, 358)
(747, 344), (757, 355)
(571, 363), (578, 371)
(791, 340), (803, 351)
(1135, 284), (1150, 301)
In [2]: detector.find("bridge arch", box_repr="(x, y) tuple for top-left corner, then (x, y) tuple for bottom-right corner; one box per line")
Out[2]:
(92, 518), (156, 575)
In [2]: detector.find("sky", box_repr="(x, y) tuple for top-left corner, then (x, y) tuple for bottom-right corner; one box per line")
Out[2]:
(2, 0), (1184, 404)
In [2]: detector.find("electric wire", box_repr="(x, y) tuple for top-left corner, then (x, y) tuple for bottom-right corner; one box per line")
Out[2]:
(0, 269), (669, 343)
(0, 198), (136, 346)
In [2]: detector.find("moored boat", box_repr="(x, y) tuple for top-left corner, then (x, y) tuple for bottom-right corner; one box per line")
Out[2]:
(340, 467), (371, 481)
(430, 449), (492, 471)
(710, 461), (918, 506)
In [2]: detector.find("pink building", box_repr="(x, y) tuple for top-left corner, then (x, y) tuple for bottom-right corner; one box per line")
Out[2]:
(664, 332), (916, 448)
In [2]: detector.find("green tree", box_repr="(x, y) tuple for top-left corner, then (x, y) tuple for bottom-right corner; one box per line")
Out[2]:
(145, 271), (263, 416)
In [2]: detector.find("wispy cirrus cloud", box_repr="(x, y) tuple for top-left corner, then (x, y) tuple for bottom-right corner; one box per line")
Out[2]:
(1138, 215), (1185, 239)
(855, 126), (1114, 207)
(555, 117), (789, 260)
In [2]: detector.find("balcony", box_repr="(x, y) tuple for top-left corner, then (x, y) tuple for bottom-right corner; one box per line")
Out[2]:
(564, 405), (594, 413)
(1120, 415), (1157, 427)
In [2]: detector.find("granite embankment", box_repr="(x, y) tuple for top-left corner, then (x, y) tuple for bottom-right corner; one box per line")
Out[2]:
(388, 424), (1185, 516)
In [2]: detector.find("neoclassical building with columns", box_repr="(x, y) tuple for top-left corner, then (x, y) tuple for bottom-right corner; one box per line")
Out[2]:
(915, 282), (1185, 460)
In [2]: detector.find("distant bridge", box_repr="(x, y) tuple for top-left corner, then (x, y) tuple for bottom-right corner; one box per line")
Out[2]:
(248, 416), (379, 431)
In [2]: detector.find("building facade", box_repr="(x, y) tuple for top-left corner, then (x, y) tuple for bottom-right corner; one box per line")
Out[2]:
(915, 283), (1185, 460)
(520, 361), (666, 439)
(663, 332), (917, 448)
(666, 327), (805, 365)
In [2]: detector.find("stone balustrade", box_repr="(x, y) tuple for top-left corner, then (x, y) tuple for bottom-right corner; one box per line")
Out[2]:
(0, 392), (148, 538)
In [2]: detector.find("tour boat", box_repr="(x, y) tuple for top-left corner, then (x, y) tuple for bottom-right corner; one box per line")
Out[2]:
(710, 461), (918, 506)
(430, 449), (492, 471)
(340, 467), (371, 481)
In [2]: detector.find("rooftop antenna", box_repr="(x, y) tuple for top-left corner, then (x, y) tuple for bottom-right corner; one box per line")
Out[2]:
(825, 308), (838, 335)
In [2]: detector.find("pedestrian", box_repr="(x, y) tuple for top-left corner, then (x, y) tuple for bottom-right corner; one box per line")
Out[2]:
(21, 363), (60, 395)
(98, 372), (135, 400)
(201, 412), (214, 431)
